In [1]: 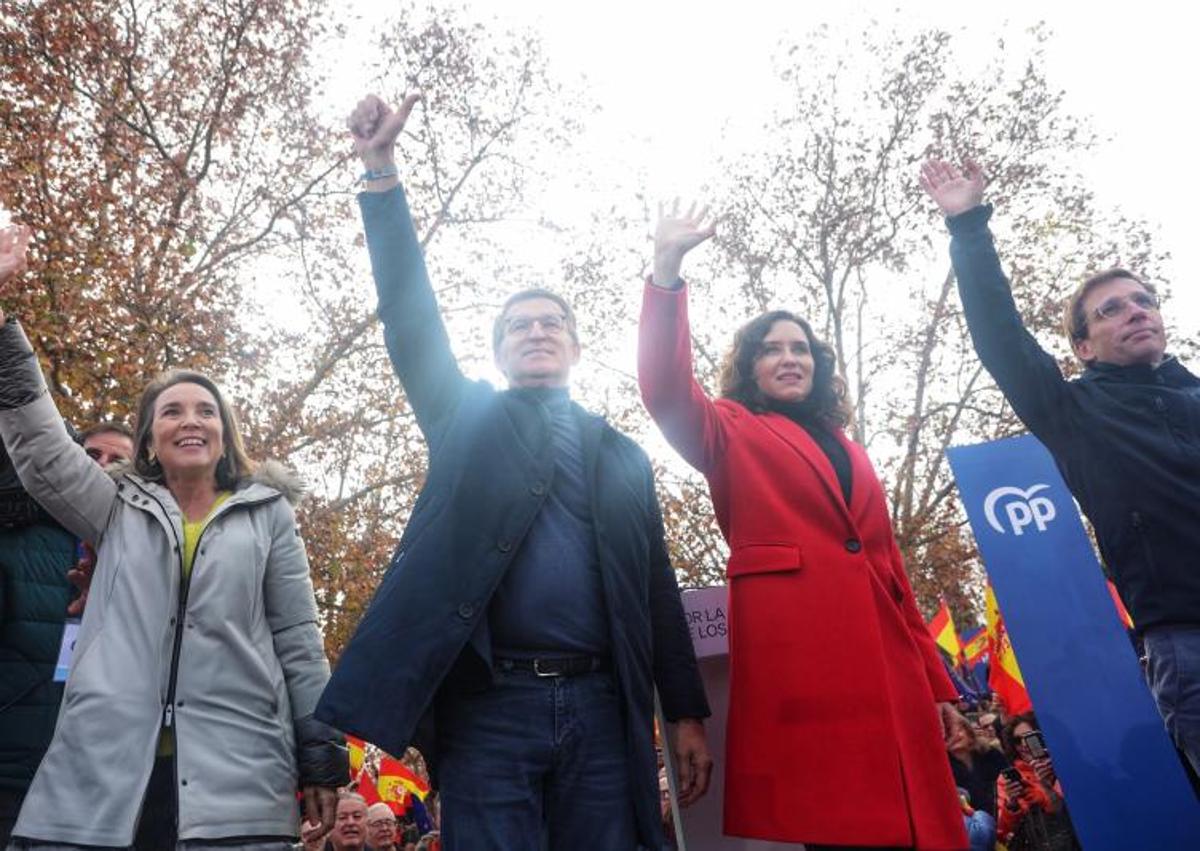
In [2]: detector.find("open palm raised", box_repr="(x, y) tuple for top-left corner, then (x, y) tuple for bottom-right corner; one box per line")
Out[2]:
(653, 200), (716, 288)
(919, 159), (986, 218)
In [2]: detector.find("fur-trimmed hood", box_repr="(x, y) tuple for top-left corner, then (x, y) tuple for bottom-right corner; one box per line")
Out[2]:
(105, 458), (307, 506)
(247, 459), (306, 505)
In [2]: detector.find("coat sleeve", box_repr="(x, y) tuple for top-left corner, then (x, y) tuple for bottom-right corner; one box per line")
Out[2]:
(889, 537), (960, 703)
(638, 280), (728, 474)
(644, 458), (711, 722)
(0, 319), (116, 542)
(359, 186), (467, 450)
(263, 498), (330, 720)
(947, 205), (1071, 440)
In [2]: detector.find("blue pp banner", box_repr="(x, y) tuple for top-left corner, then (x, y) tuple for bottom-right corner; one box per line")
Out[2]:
(947, 434), (1200, 849)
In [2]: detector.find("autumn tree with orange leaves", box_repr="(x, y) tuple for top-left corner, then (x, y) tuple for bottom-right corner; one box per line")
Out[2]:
(0, 0), (591, 660)
(1, 4), (1176, 647)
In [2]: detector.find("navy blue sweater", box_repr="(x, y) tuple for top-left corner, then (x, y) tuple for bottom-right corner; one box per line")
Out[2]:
(948, 204), (1200, 631)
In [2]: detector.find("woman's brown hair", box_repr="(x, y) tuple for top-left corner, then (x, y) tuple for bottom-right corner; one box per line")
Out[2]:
(132, 369), (255, 490)
(717, 310), (852, 430)
(1000, 712), (1041, 762)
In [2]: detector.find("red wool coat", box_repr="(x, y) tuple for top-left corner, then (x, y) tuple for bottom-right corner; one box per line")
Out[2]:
(639, 283), (967, 850)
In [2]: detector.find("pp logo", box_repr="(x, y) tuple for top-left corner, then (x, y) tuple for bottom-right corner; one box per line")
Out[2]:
(983, 484), (1057, 535)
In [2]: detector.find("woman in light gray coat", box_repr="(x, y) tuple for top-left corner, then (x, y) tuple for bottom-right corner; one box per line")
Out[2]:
(0, 225), (347, 850)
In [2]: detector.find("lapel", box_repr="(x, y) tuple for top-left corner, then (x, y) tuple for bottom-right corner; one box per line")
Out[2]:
(757, 412), (857, 526)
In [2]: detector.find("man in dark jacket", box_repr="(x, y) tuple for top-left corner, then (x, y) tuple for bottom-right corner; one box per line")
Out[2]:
(0, 441), (77, 845)
(920, 158), (1200, 776)
(315, 95), (712, 851)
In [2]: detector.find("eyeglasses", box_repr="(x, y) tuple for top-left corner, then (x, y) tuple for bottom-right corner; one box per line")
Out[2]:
(368, 819), (397, 828)
(1092, 291), (1159, 322)
(503, 313), (567, 337)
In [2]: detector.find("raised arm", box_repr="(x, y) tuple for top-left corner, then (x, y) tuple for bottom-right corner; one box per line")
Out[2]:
(638, 202), (728, 473)
(919, 159), (1070, 437)
(349, 94), (466, 443)
(0, 223), (116, 541)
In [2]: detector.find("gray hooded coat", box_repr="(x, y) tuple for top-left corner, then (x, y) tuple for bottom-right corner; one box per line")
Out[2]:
(0, 320), (330, 847)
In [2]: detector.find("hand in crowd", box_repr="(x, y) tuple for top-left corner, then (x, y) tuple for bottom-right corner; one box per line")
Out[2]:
(299, 817), (327, 851)
(302, 785), (339, 842)
(1001, 772), (1026, 810)
(937, 701), (961, 740)
(919, 159), (986, 218)
(653, 199), (716, 289)
(347, 93), (422, 175)
(66, 543), (96, 617)
(1030, 754), (1066, 814)
(669, 717), (714, 808)
(0, 222), (33, 324)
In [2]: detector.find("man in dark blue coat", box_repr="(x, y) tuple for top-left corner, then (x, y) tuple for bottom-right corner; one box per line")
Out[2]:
(316, 94), (712, 851)
(921, 158), (1200, 779)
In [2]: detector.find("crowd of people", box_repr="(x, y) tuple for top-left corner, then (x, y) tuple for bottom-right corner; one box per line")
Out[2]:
(0, 92), (1194, 851)
(943, 705), (1081, 851)
(296, 792), (440, 851)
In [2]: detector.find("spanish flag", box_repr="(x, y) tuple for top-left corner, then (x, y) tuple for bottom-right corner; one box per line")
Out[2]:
(1107, 579), (1134, 629)
(357, 772), (382, 805)
(927, 598), (964, 663)
(961, 626), (988, 667)
(357, 772), (405, 815)
(347, 735), (366, 778)
(378, 755), (430, 803)
(985, 584), (1032, 716)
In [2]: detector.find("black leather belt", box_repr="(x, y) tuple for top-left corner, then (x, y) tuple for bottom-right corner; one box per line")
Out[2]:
(495, 655), (610, 677)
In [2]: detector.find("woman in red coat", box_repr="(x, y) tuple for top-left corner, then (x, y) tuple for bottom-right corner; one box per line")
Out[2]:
(638, 203), (967, 850)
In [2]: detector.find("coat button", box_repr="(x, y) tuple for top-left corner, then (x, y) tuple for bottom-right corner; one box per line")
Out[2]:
(457, 603), (475, 620)
(531, 482), (547, 496)
(181, 779), (188, 787)
(1154, 397), (1166, 411)
(497, 538), (513, 553)
(844, 538), (862, 553)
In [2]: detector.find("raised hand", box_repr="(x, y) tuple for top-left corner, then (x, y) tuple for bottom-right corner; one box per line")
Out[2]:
(347, 93), (423, 172)
(653, 199), (716, 289)
(919, 159), (986, 218)
(1030, 755), (1056, 788)
(0, 223), (32, 324)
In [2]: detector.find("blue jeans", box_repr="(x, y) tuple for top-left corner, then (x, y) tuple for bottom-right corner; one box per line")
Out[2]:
(435, 668), (639, 851)
(1143, 625), (1200, 777)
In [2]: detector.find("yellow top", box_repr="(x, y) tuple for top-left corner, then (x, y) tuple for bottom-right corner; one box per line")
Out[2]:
(159, 491), (232, 757)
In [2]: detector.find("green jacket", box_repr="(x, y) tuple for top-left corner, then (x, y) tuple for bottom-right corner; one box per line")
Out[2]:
(0, 521), (75, 794)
